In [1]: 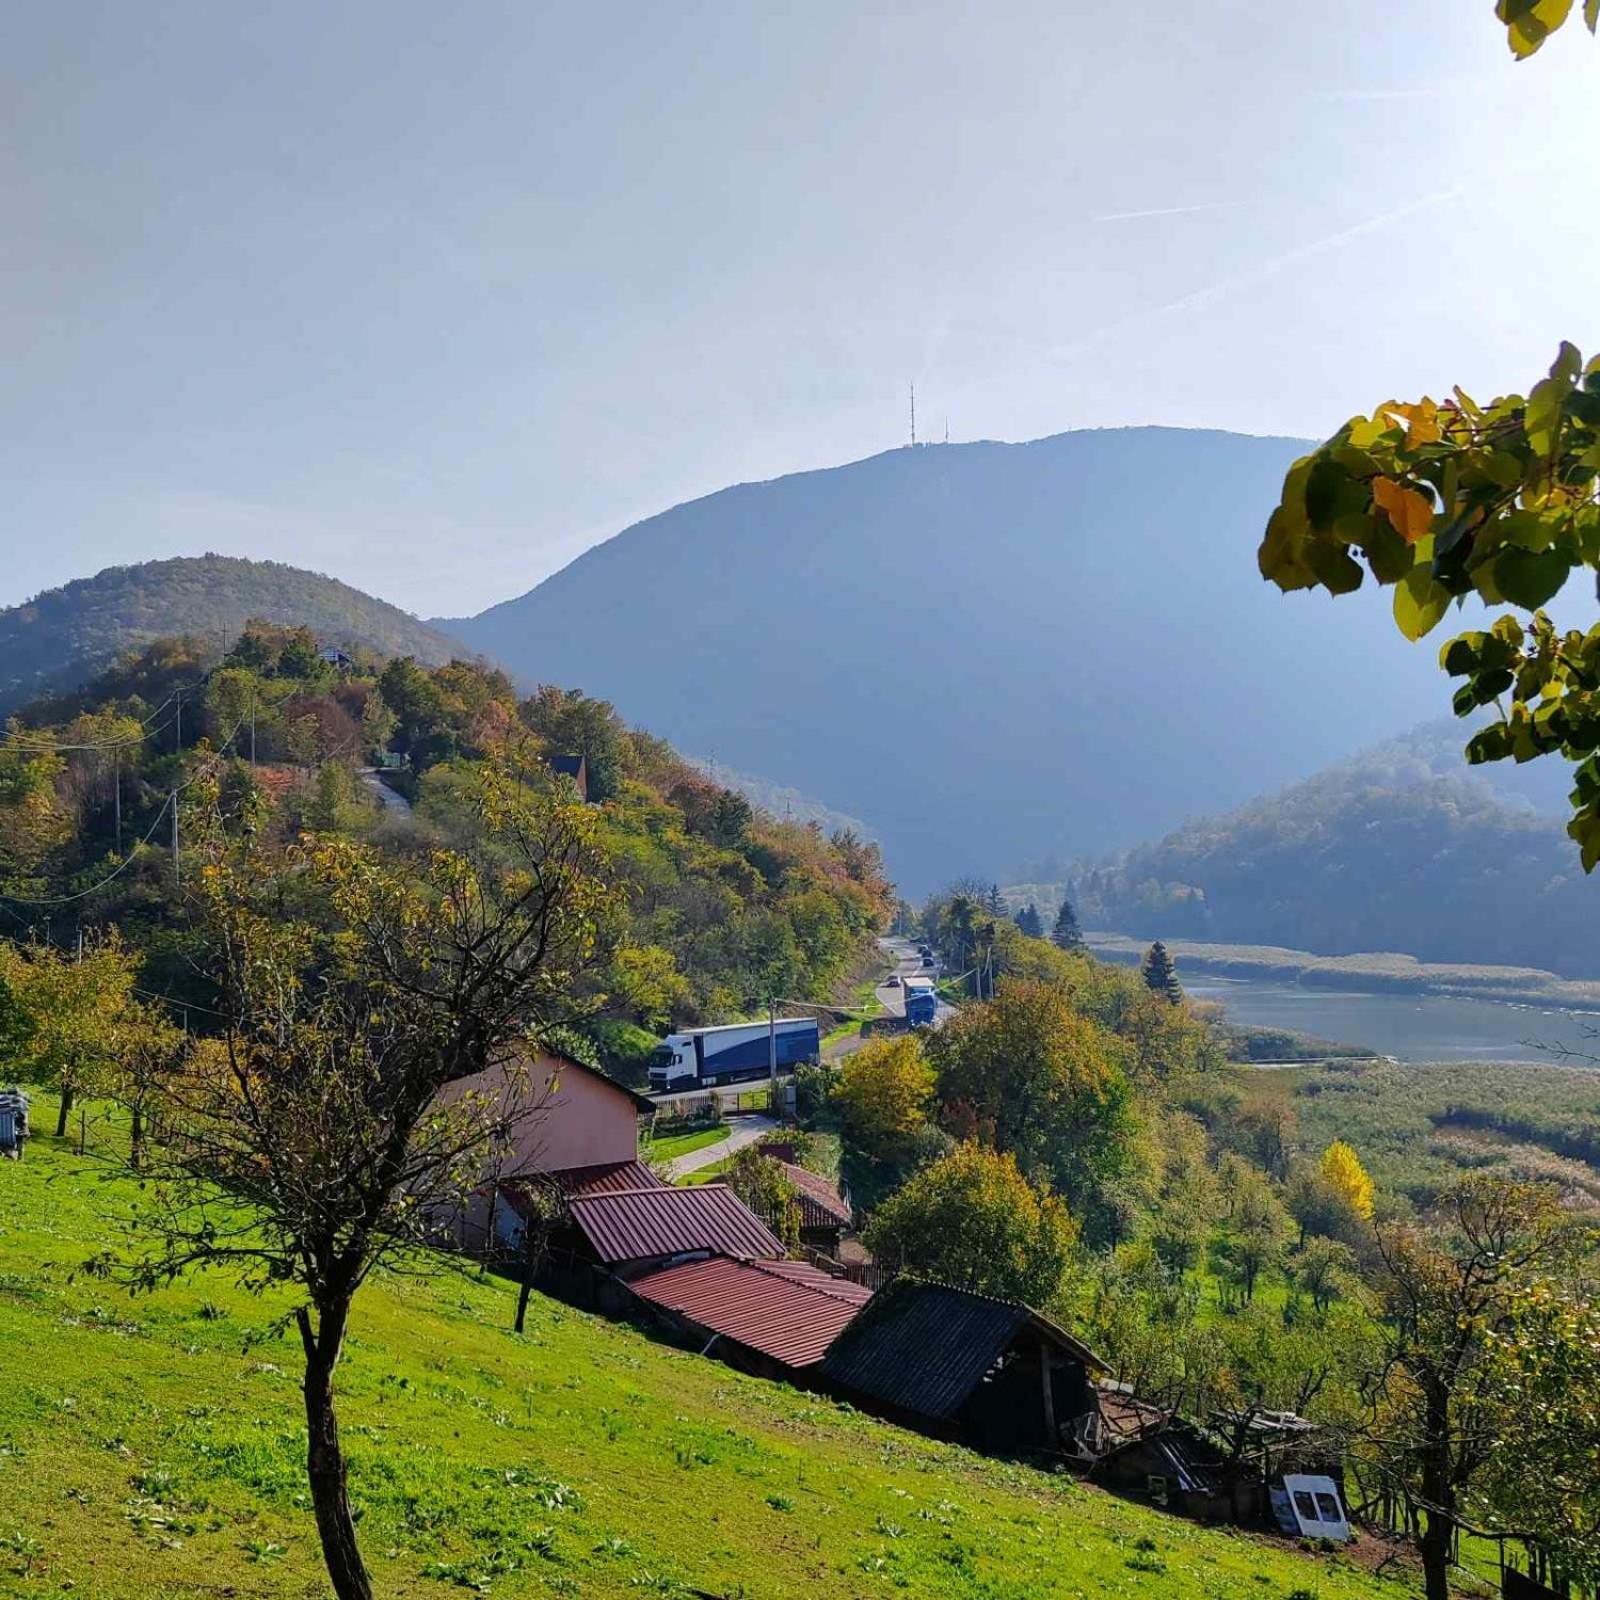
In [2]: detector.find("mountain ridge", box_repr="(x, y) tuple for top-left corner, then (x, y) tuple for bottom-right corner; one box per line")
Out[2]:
(0, 554), (469, 715)
(1012, 720), (1594, 977)
(438, 425), (1451, 892)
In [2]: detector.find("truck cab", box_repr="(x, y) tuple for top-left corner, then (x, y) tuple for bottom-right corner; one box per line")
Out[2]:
(647, 1034), (699, 1091)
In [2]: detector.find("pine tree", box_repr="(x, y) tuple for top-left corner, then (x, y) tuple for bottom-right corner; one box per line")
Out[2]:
(1015, 902), (1043, 939)
(1141, 940), (1182, 1003)
(984, 882), (1006, 917)
(1051, 896), (1084, 951)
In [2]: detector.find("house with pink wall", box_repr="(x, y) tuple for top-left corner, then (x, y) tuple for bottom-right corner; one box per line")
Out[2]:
(436, 1048), (655, 1253)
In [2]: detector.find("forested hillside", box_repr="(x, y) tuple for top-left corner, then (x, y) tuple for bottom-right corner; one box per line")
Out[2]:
(437, 427), (1448, 892)
(0, 555), (467, 714)
(1014, 722), (1596, 976)
(0, 622), (891, 1073)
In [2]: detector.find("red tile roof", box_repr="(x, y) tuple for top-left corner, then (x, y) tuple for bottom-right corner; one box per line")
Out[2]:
(779, 1162), (852, 1228)
(628, 1254), (873, 1367)
(567, 1183), (785, 1265)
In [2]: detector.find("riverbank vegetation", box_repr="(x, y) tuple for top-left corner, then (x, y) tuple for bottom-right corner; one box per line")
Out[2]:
(1084, 935), (1600, 1010)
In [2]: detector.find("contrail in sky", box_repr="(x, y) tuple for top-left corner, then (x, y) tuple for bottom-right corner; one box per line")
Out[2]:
(939, 186), (1463, 405)
(1094, 201), (1244, 222)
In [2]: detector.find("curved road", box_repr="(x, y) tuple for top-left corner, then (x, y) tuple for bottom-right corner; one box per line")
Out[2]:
(663, 1113), (779, 1180)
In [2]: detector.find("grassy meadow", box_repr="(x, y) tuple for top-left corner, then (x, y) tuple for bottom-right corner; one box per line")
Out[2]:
(0, 1099), (1405, 1600)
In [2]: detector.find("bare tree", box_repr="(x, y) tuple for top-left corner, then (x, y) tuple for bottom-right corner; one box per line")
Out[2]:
(95, 768), (619, 1600)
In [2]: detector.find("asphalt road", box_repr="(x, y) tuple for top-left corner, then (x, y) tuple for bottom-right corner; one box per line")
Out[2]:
(664, 1113), (779, 1180)
(875, 935), (957, 1026)
(359, 769), (413, 815)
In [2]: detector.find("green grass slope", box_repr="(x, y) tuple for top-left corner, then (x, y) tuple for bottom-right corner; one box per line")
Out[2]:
(0, 1113), (1396, 1600)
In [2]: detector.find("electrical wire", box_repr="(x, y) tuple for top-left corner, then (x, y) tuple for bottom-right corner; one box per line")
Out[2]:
(0, 692), (183, 752)
(0, 795), (173, 905)
(0, 709), (250, 907)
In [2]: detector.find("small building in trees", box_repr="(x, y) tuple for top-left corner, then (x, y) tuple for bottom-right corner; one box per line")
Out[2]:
(544, 753), (589, 802)
(753, 1140), (854, 1255)
(817, 1278), (1108, 1454)
(1087, 1399), (1344, 1528)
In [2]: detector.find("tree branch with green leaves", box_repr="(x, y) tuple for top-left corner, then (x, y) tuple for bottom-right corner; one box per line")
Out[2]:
(1260, 8), (1600, 864)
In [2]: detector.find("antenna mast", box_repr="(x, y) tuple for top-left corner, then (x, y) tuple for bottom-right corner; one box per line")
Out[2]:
(910, 383), (916, 447)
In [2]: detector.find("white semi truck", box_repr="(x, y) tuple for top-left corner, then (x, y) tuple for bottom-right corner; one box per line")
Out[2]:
(647, 1017), (822, 1092)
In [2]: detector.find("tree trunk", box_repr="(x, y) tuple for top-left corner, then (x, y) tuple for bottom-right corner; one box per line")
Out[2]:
(1418, 1387), (1455, 1600)
(1419, 1505), (1452, 1600)
(129, 1105), (143, 1171)
(298, 1303), (371, 1600)
(55, 1083), (74, 1139)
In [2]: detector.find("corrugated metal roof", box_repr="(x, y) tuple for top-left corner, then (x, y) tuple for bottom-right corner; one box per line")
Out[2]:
(779, 1162), (852, 1228)
(628, 1254), (872, 1368)
(819, 1278), (1106, 1420)
(551, 1161), (665, 1198)
(568, 1183), (784, 1265)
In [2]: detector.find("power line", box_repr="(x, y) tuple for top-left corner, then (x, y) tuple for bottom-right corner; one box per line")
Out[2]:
(0, 692), (184, 752)
(1, 710), (180, 754)
(0, 794), (174, 906)
(0, 709), (249, 907)
(133, 984), (228, 1020)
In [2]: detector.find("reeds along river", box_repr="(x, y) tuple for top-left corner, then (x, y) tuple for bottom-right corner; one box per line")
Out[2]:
(1186, 975), (1600, 1065)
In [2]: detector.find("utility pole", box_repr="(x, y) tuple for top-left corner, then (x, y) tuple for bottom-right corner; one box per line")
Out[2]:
(768, 997), (778, 1106)
(113, 748), (122, 855)
(250, 690), (256, 765)
(170, 793), (179, 886)
(174, 688), (181, 754)
(910, 382), (917, 447)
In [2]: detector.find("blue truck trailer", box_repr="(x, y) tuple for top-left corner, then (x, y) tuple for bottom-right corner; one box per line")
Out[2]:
(648, 1017), (822, 1092)
(902, 978), (939, 1027)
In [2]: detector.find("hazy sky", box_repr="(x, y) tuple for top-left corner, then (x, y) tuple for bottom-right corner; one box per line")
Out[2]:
(5, 1), (1597, 617)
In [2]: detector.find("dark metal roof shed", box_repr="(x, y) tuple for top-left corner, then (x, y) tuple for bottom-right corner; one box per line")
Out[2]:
(778, 1162), (852, 1228)
(627, 1254), (872, 1367)
(819, 1278), (1106, 1421)
(567, 1183), (785, 1266)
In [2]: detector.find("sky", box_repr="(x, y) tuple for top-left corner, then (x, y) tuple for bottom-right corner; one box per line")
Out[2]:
(4, 1), (1598, 619)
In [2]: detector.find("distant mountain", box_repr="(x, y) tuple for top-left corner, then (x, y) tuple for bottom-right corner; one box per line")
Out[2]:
(0, 555), (467, 713)
(439, 427), (1449, 893)
(1013, 723), (1597, 977)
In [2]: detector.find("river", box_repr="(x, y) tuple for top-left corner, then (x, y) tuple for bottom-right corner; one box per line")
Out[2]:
(1184, 975), (1600, 1065)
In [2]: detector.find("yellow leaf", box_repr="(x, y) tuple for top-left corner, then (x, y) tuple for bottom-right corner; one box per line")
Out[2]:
(1372, 476), (1434, 544)
(1389, 400), (1443, 448)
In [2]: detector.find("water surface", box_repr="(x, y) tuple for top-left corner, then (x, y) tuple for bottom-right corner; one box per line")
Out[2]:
(1185, 975), (1600, 1065)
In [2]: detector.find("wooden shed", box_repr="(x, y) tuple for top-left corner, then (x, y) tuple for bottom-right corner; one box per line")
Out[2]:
(817, 1278), (1107, 1455)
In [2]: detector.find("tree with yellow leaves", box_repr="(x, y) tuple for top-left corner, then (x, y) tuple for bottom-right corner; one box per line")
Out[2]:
(1320, 1139), (1375, 1224)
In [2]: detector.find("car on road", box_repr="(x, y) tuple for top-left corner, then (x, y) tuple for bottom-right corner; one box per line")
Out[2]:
(885, 974), (902, 986)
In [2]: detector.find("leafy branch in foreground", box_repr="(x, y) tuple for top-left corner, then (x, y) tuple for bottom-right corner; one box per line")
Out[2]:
(90, 766), (619, 1600)
(1260, 8), (1600, 864)
(1494, 0), (1598, 58)
(1259, 346), (1600, 865)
